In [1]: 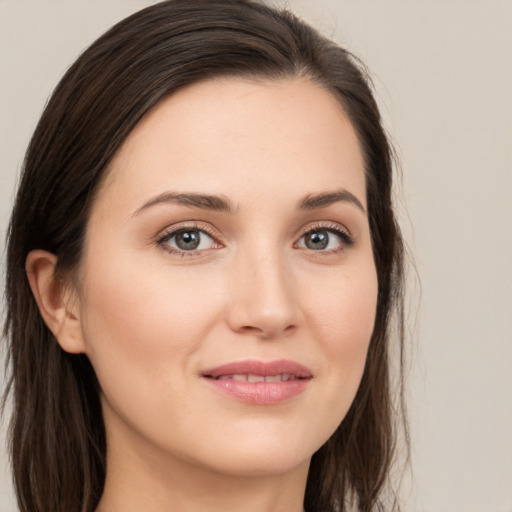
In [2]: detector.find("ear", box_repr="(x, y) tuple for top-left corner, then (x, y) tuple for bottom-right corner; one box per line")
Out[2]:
(26, 250), (86, 354)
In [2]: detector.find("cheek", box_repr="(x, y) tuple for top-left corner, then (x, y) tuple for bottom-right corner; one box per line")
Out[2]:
(308, 261), (378, 349)
(78, 252), (222, 399)
(304, 261), (378, 416)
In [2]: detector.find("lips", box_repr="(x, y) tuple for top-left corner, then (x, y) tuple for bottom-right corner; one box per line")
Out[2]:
(201, 360), (312, 405)
(202, 359), (312, 379)
(215, 373), (299, 382)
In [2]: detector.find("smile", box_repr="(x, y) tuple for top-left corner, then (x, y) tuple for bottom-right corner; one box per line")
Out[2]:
(201, 360), (312, 405)
(213, 373), (300, 382)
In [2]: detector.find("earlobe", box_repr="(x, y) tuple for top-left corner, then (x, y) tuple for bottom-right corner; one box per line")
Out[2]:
(25, 250), (86, 354)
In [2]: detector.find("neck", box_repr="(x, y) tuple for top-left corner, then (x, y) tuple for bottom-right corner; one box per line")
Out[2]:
(97, 457), (309, 512)
(96, 413), (309, 512)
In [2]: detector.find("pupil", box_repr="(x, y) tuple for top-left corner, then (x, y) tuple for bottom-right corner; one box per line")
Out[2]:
(306, 231), (328, 250)
(176, 230), (200, 250)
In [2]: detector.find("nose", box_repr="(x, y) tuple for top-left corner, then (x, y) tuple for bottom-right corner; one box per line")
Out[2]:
(226, 250), (303, 340)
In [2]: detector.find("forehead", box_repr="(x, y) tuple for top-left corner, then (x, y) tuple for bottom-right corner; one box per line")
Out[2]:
(97, 77), (366, 214)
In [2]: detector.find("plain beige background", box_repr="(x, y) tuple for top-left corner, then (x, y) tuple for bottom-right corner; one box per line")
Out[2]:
(1, 1), (511, 511)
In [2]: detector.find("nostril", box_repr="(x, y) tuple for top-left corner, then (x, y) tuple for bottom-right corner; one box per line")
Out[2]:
(236, 324), (296, 339)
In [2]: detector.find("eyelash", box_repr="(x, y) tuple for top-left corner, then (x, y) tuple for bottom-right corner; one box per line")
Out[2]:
(156, 222), (220, 257)
(155, 221), (354, 256)
(296, 222), (354, 253)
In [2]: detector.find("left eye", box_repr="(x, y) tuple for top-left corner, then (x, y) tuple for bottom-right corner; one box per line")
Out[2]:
(160, 228), (215, 252)
(297, 229), (347, 251)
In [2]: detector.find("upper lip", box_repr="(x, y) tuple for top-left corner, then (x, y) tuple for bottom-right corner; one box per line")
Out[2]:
(201, 359), (313, 379)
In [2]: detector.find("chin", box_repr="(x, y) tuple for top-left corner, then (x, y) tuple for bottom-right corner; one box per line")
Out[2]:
(179, 423), (328, 478)
(203, 447), (312, 478)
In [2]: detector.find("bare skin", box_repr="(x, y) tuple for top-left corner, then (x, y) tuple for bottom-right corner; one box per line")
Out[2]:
(27, 77), (377, 512)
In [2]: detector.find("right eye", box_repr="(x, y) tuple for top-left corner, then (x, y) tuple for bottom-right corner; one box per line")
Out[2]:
(158, 226), (219, 254)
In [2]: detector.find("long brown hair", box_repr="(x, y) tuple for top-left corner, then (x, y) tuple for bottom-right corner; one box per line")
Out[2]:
(2, 1), (407, 510)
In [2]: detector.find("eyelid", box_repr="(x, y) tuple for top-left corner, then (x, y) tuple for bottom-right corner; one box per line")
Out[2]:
(295, 221), (354, 251)
(153, 219), (354, 257)
(155, 221), (224, 255)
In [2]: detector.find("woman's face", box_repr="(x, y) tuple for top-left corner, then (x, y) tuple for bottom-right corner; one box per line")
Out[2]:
(74, 77), (378, 477)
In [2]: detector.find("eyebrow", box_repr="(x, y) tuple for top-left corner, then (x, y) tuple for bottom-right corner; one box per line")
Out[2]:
(133, 192), (236, 216)
(133, 188), (366, 217)
(298, 189), (366, 213)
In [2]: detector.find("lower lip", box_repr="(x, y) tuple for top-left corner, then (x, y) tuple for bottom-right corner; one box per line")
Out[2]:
(203, 377), (310, 405)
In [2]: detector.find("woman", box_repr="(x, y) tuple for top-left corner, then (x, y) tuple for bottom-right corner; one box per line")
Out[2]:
(2, 0), (406, 511)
